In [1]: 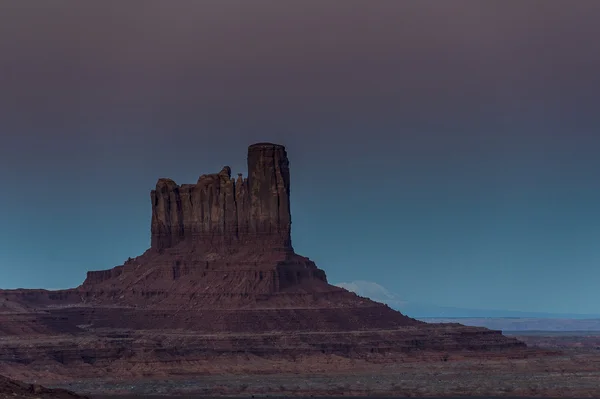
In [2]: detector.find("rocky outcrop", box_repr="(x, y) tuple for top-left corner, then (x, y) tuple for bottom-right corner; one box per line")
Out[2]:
(151, 143), (292, 252)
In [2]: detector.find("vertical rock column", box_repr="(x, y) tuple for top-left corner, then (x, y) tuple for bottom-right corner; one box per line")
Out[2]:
(246, 143), (293, 251)
(150, 178), (183, 250)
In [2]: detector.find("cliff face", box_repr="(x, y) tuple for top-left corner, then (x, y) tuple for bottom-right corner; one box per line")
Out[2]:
(150, 143), (292, 252)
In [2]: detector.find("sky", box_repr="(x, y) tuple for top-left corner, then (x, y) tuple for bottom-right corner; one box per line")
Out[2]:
(1, 0), (600, 314)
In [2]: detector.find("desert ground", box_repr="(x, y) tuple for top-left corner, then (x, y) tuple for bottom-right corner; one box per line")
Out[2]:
(23, 332), (597, 398)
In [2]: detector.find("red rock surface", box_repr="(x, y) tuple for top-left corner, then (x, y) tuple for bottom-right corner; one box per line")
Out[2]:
(0, 143), (526, 388)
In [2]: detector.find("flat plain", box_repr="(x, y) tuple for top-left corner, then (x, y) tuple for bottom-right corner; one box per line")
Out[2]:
(45, 332), (600, 398)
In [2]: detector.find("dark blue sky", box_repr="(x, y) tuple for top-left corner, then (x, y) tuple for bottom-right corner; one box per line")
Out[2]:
(1, 1), (600, 313)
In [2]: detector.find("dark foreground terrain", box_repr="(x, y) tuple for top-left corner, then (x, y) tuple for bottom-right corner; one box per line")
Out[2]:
(21, 333), (593, 398)
(0, 374), (87, 399)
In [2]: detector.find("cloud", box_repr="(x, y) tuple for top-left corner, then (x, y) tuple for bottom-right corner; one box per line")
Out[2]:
(335, 280), (407, 308)
(335, 281), (600, 319)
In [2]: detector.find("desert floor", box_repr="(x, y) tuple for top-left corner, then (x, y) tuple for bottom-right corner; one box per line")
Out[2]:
(39, 332), (600, 398)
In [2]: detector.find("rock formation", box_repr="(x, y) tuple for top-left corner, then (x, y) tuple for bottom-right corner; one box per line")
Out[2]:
(0, 142), (528, 391)
(151, 143), (292, 252)
(83, 143), (327, 298)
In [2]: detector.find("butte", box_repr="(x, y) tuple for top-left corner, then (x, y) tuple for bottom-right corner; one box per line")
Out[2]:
(0, 143), (526, 383)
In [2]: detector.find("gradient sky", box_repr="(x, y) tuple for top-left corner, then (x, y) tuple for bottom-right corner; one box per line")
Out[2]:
(1, 1), (600, 314)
